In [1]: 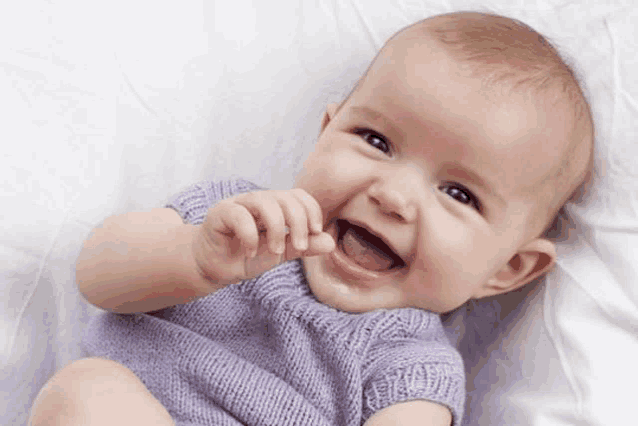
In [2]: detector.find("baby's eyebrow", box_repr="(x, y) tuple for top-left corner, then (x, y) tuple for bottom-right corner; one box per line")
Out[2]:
(348, 106), (405, 137)
(349, 106), (386, 121)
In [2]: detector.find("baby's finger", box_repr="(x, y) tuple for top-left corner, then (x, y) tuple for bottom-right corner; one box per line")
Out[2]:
(210, 201), (260, 256)
(282, 232), (335, 261)
(290, 189), (324, 235)
(276, 193), (310, 252)
(306, 232), (336, 255)
(234, 193), (287, 255)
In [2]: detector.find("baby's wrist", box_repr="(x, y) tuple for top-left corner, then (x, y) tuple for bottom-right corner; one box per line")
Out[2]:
(189, 225), (238, 291)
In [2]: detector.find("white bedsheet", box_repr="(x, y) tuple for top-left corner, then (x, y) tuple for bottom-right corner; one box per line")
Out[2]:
(2, 1), (637, 425)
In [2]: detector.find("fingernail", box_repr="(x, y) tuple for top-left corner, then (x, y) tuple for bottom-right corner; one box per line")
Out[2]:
(248, 249), (257, 258)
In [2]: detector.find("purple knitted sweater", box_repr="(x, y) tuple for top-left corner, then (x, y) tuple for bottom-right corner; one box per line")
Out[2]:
(82, 179), (465, 426)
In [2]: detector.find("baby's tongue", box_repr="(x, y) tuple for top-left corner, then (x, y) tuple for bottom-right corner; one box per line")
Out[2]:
(341, 226), (394, 271)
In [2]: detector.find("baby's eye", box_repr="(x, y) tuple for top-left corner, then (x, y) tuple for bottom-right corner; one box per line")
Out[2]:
(355, 129), (391, 154)
(438, 182), (481, 212)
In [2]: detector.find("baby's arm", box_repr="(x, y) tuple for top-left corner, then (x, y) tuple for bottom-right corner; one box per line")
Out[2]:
(77, 189), (334, 313)
(76, 207), (213, 313)
(364, 400), (452, 426)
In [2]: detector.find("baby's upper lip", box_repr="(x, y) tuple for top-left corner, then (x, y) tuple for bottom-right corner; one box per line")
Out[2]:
(339, 217), (406, 266)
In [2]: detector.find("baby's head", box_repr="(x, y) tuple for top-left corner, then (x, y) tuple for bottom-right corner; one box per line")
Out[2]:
(295, 11), (594, 314)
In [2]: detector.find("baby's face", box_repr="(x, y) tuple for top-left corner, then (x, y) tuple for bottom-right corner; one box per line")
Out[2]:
(295, 40), (569, 313)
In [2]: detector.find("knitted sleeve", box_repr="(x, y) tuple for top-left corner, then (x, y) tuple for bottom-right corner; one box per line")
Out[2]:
(166, 179), (262, 225)
(361, 331), (466, 426)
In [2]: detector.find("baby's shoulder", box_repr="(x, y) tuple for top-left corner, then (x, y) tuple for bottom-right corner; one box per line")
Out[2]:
(359, 310), (465, 424)
(340, 308), (450, 351)
(363, 309), (461, 361)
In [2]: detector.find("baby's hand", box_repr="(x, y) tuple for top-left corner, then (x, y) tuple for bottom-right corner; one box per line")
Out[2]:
(193, 189), (335, 285)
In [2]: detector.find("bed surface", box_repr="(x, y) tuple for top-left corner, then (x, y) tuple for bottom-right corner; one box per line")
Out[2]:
(2, 1), (637, 425)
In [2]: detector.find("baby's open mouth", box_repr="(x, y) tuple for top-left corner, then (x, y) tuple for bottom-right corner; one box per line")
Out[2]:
(336, 219), (405, 272)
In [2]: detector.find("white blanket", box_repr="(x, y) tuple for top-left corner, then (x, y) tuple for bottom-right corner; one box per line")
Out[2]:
(2, 1), (637, 425)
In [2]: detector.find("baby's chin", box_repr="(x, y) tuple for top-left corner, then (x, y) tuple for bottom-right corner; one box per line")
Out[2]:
(301, 256), (408, 313)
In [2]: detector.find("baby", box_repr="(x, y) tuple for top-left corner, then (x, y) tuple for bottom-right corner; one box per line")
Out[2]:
(30, 11), (593, 426)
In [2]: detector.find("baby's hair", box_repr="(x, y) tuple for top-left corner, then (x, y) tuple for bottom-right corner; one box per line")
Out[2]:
(420, 12), (579, 93)
(340, 11), (595, 240)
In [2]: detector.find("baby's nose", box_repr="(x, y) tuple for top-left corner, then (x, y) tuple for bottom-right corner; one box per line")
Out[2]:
(367, 181), (418, 223)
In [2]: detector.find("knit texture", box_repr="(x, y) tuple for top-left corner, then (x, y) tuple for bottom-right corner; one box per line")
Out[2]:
(82, 179), (465, 426)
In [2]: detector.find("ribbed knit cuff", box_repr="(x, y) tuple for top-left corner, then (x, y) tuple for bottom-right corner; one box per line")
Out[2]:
(166, 179), (262, 225)
(363, 363), (465, 426)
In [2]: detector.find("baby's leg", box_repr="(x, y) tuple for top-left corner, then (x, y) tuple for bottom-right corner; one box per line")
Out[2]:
(29, 357), (174, 426)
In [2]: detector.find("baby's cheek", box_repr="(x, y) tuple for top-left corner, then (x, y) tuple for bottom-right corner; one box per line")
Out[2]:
(426, 224), (480, 277)
(424, 212), (471, 253)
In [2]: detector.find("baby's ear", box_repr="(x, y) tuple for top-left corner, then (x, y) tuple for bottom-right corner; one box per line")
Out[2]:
(320, 103), (340, 131)
(476, 238), (556, 298)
